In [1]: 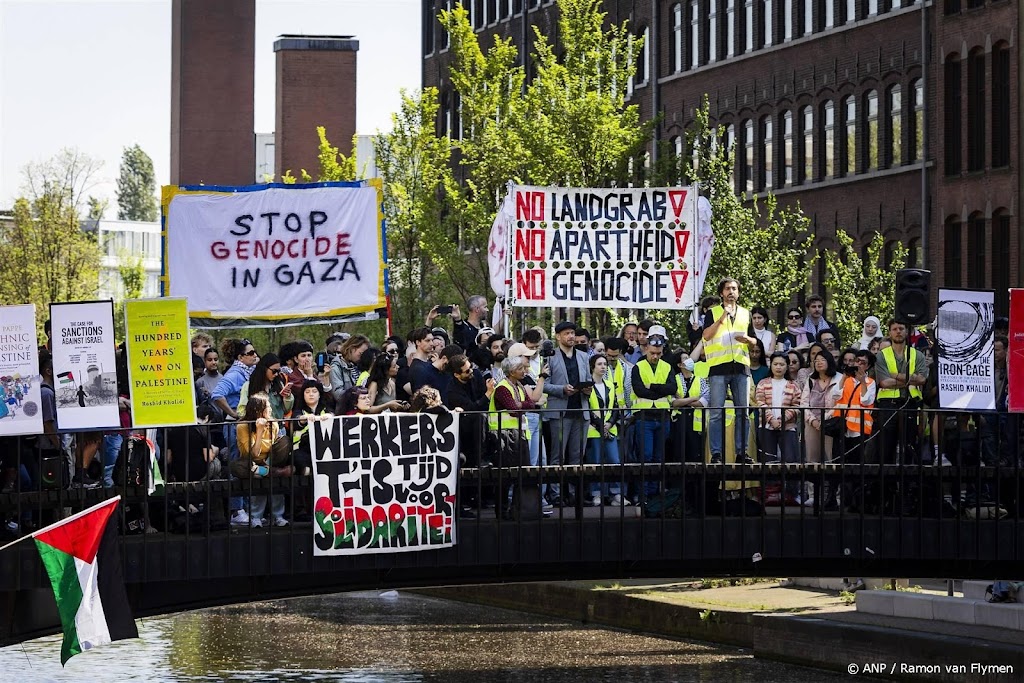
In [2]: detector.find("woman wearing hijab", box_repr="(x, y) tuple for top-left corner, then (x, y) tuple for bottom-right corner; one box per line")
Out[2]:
(855, 316), (881, 350)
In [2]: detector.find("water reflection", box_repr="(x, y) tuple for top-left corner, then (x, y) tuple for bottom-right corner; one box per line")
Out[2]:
(1, 591), (849, 682)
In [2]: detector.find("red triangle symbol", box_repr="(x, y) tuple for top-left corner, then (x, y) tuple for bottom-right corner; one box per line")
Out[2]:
(668, 190), (688, 218)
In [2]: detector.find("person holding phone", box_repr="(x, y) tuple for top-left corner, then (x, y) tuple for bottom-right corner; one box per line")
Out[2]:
(236, 353), (293, 421)
(365, 352), (410, 413)
(285, 340), (332, 397)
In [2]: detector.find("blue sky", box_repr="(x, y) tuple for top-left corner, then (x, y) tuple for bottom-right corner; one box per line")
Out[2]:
(0, 0), (420, 214)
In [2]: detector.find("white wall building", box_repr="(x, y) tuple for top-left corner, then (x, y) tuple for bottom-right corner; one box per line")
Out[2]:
(81, 219), (163, 299)
(256, 132), (275, 183)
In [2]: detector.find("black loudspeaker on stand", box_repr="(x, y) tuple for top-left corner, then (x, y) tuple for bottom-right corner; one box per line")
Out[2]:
(894, 269), (931, 325)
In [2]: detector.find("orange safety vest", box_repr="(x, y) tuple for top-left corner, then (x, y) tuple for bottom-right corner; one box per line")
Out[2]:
(832, 375), (874, 435)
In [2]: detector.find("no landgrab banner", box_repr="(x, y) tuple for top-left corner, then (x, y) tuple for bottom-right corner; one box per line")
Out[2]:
(507, 186), (699, 310)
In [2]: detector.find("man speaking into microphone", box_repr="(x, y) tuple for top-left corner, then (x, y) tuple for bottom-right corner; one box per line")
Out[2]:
(702, 278), (758, 464)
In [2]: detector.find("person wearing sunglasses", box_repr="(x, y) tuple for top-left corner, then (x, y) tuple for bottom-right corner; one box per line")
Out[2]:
(777, 308), (812, 352)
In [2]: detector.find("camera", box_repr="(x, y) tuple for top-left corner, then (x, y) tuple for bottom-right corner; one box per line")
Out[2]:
(539, 340), (556, 357)
(436, 304), (454, 315)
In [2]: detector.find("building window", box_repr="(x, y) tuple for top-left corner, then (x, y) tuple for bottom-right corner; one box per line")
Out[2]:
(454, 92), (463, 140)
(761, 115), (774, 190)
(726, 0), (736, 56)
(489, 0), (498, 24)
(967, 49), (985, 171)
(725, 123), (737, 189)
(708, 1), (718, 63)
(672, 3), (684, 72)
(822, 100), (835, 178)
(909, 237), (922, 269)
(803, 0), (813, 34)
(763, 0), (773, 47)
(783, 110), (794, 185)
(801, 105), (813, 182)
(690, 0), (700, 67)
(966, 0), (984, 8)
(889, 84), (902, 167)
(784, 0), (793, 41)
(744, 0), (754, 52)
(845, 0), (855, 23)
(992, 43), (1010, 167)
(635, 27), (650, 85)
(513, 0), (522, 15)
(944, 56), (962, 175)
(743, 119), (754, 193)
(423, 0), (435, 55)
(944, 218), (962, 287)
(824, 0), (834, 27)
(911, 78), (923, 161)
(944, 0), (960, 13)
(474, 0), (484, 29)
(865, 90), (879, 170)
(842, 95), (856, 176)
(992, 213), (1011, 315)
(967, 214), (985, 289)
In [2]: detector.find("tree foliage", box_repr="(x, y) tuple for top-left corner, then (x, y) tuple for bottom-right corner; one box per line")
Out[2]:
(116, 144), (158, 221)
(281, 126), (359, 184)
(113, 255), (146, 340)
(0, 149), (103, 331)
(823, 230), (907, 344)
(374, 90), (456, 335)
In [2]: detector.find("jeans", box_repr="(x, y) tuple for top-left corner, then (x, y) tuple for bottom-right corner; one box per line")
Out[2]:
(757, 427), (798, 463)
(639, 413), (669, 497)
(101, 433), (123, 488)
(586, 436), (622, 498)
(248, 494), (285, 522)
(707, 373), (750, 458)
(525, 412), (541, 467)
(224, 424), (244, 512)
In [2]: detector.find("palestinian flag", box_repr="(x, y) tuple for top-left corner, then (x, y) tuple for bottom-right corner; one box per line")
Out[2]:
(32, 496), (138, 664)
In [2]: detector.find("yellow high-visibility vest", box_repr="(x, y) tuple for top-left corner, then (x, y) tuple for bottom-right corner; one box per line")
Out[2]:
(705, 305), (751, 368)
(877, 346), (923, 400)
(487, 379), (532, 439)
(586, 380), (618, 439)
(633, 359), (672, 410)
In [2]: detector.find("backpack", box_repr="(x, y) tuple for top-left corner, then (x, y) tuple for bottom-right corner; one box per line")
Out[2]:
(114, 435), (157, 490)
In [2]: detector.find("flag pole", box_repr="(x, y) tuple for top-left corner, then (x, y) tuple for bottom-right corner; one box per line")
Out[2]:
(0, 495), (121, 553)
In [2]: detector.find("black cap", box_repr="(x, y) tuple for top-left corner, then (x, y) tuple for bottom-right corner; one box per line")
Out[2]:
(554, 321), (577, 334)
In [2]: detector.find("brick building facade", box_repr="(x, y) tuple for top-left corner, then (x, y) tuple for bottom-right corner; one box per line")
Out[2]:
(422, 0), (1020, 314)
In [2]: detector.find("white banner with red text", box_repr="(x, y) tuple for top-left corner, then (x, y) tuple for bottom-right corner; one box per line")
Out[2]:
(309, 411), (459, 556)
(162, 181), (387, 327)
(507, 185), (700, 310)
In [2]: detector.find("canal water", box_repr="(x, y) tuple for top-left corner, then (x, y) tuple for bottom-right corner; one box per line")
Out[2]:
(1, 591), (851, 682)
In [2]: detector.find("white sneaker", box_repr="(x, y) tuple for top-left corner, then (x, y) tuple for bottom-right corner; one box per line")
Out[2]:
(589, 495), (602, 507)
(273, 517), (289, 527)
(230, 509), (250, 526)
(933, 455), (953, 467)
(250, 517), (264, 528)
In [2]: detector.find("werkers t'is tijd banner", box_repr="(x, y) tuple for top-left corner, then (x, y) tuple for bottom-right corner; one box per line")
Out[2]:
(937, 288), (995, 410)
(508, 186), (699, 310)
(0, 304), (43, 437)
(50, 301), (120, 431)
(309, 412), (459, 556)
(1008, 289), (1024, 412)
(163, 182), (386, 327)
(124, 298), (197, 428)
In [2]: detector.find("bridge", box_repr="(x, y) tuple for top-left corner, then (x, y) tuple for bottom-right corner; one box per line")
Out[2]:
(2, 411), (1022, 646)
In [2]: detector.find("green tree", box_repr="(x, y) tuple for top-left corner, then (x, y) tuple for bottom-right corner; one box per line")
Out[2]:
(281, 126), (359, 184)
(113, 254), (146, 340)
(116, 144), (158, 221)
(87, 195), (108, 221)
(0, 149), (103, 330)
(374, 90), (457, 335)
(823, 230), (907, 344)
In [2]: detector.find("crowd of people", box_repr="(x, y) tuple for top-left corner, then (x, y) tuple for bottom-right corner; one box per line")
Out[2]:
(1, 280), (1018, 535)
